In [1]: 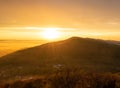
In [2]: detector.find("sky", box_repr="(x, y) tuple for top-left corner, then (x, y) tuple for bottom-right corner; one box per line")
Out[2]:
(0, 0), (120, 40)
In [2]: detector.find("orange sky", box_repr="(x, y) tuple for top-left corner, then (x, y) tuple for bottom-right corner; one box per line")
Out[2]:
(0, 0), (120, 40)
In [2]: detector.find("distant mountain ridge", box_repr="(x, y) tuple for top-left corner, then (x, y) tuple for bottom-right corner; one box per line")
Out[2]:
(0, 37), (120, 79)
(106, 40), (120, 45)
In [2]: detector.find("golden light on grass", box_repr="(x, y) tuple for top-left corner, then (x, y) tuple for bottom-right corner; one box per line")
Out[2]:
(41, 28), (61, 40)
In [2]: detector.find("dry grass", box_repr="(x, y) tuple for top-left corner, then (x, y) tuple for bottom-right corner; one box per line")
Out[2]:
(0, 69), (120, 88)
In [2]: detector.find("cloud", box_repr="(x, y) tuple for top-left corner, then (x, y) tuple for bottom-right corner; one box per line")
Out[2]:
(0, 27), (78, 32)
(106, 22), (119, 25)
(0, 0), (120, 29)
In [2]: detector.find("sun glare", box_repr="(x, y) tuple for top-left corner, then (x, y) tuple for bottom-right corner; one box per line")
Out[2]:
(41, 28), (61, 40)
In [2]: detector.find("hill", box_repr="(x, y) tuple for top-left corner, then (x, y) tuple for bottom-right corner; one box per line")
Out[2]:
(0, 37), (120, 80)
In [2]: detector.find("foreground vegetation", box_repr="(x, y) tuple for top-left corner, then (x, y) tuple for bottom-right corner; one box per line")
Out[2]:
(0, 69), (120, 88)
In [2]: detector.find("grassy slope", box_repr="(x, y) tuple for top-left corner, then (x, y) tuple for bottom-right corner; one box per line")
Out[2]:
(0, 37), (120, 80)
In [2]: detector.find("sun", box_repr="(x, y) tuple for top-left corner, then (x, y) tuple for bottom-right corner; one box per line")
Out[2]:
(41, 28), (61, 40)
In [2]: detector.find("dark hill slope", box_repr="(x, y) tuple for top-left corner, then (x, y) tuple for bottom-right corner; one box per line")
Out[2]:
(0, 37), (120, 79)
